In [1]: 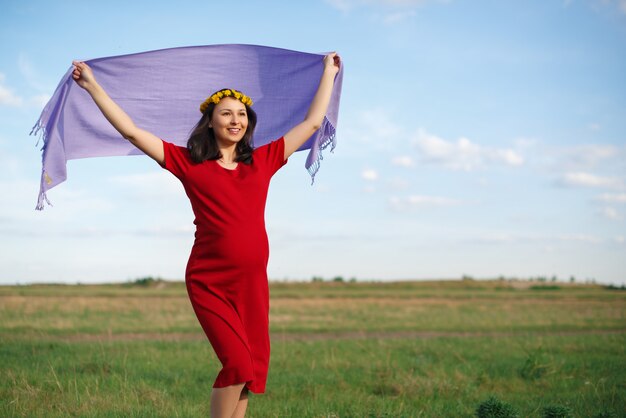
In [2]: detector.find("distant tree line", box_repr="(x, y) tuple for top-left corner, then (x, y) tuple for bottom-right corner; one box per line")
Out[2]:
(311, 276), (357, 283)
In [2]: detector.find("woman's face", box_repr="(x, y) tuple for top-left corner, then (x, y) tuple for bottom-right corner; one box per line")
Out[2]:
(210, 97), (248, 145)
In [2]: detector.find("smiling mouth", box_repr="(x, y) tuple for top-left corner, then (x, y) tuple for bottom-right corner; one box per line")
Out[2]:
(228, 128), (241, 134)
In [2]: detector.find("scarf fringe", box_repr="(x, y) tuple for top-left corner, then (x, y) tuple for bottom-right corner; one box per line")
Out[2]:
(35, 187), (52, 211)
(306, 116), (337, 184)
(30, 119), (44, 148)
(35, 166), (53, 210)
(31, 69), (73, 210)
(32, 117), (52, 210)
(30, 49), (342, 209)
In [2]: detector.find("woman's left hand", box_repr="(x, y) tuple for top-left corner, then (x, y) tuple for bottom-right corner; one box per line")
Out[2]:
(283, 52), (341, 160)
(323, 52), (341, 75)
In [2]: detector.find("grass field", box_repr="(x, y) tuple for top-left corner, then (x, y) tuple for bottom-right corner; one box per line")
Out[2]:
(1, 279), (624, 417)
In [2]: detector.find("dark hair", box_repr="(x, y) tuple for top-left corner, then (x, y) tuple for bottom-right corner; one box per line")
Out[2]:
(186, 95), (257, 164)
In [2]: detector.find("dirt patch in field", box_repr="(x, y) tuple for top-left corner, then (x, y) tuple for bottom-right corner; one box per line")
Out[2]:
(270, 297), (614, 307)
(4, 328), (624, 343)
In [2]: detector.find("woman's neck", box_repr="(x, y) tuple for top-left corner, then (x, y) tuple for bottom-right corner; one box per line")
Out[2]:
(218, 144), (237, 163)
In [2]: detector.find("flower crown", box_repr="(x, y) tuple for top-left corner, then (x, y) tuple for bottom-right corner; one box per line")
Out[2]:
(199, 88), (253, 113)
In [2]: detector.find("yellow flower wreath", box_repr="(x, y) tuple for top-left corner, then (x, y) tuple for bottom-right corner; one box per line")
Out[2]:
(199, 88), (254, 113)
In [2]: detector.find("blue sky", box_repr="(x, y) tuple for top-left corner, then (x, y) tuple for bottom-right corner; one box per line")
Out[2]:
(1, 0), (625, 285)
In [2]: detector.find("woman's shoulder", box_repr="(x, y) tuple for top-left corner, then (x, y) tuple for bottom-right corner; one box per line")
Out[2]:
(161, 140), (195, 177)
(253, 137), (284, 153)
(251, 137), (286, 173)
(162, 140), (191, 157)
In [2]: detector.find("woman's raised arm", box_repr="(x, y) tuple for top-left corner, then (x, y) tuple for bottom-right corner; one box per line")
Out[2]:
(72, 61), (165, 165)
(283, 53), (340, 161)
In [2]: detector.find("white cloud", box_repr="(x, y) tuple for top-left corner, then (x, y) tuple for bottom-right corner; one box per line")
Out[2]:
(606, 0), (626, 14)
(388, 177), (410, 190)
(559, 172), (624, 190)
(599, 206), (623, 221)
(0, 177), (117, 226)
(340, 108), (404, 155)
(325, 0), (355, 12)
(595, 193), (626, 203)
(559, 144), (621, 170)
(326, 0), (430, 10)
(494, 148), (524, 166)
(471, 233), (517, 244)
(0, 222), (195, 239)
(579, 0), (626, 15)
(415, 132), (481, 171)
(44, 185), (117, 214)
(615, 236), (625, 244)
(131, 225), (195, 237)
(0, 74), (23, 107)
(325, 0), (448, 13)
(361, 169), (379, 181)
(382, 10), (416, 24)
(0, 72), (51, 109)
(18, 53), (53, 92)
(0, 144), (22, 175)
(314, 184), (331, 193)
(392, 155), (414, 167)
(513, 137), (537, 148)
(358, 108), (404, 147)
(108, 171), (184, 197)
(413, 128), (524, 171)
(588, 123), (601, 131)
(468, 232), (604, 246)
(380, 0), (435, 4)
(30, 94), (50, 107)
(557, 233), (602, 244)
(389, 194), (462, 210)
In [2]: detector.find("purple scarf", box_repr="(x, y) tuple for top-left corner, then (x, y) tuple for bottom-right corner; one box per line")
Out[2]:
(32, 44), (343, 210)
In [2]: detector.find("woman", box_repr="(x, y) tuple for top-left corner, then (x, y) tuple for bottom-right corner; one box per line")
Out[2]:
(71, 52), (340, 418)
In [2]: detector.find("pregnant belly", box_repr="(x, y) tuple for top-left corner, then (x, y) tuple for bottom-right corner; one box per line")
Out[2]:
(186, 227), (269, 281)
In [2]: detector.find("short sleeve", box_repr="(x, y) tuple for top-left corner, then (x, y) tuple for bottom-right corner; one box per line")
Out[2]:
(160, 140), (193, 180)
(254, 137), (288, 177)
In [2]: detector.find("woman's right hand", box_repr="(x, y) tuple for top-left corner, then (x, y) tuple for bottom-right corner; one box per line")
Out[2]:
(323, 52), (340, 76)
(69, 59), (165, 164)
(72, 61), (96, 90)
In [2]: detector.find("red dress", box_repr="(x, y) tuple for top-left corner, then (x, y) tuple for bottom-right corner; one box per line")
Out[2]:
(161, 137), (287, 393)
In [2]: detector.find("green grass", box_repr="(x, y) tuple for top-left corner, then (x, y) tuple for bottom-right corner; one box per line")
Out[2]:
(1, 335), (624, 417)
(1, 280), (623, 337)
(0, 279), (624, 417)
